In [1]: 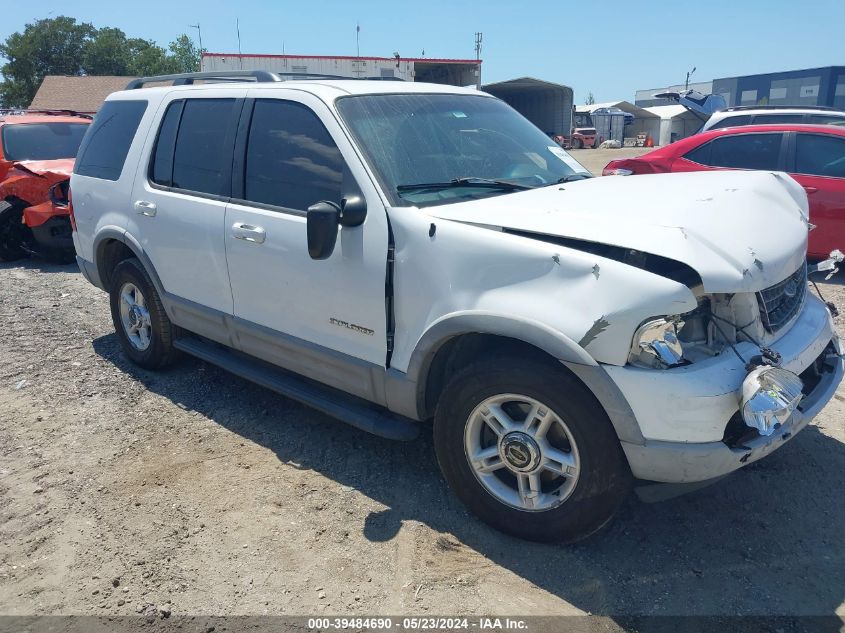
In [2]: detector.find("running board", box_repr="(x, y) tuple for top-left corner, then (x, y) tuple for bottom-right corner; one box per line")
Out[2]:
(173, 337), (420, 441)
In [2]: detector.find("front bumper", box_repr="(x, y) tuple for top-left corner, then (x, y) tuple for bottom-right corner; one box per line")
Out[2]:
(606, 294), (843, 483)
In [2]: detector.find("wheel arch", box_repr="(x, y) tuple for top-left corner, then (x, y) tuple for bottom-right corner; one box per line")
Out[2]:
(93, 229), (167, 301)
(406, 313), (644, 445)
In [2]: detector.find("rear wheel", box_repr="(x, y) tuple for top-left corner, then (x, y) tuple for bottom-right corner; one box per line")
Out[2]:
(0, 201), (29, 261)
(109, 258), (179, 369)
(433, 356), (631, 542)
(572, 138), (584, 149)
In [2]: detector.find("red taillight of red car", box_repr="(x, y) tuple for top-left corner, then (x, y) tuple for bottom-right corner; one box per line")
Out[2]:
(602, 167), (634, 176)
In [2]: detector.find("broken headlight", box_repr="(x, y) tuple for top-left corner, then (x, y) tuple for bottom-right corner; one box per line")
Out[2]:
(629, 317), (685, 369)
(740, 366), (803, 436)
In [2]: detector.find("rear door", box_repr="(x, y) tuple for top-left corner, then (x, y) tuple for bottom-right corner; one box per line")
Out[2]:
(788, 131), (845, 258)
(129, 90), (244, 316)
(672, 131), (787, 173)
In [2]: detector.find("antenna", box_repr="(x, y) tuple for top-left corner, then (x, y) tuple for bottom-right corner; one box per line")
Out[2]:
(236, 18), (243, 69)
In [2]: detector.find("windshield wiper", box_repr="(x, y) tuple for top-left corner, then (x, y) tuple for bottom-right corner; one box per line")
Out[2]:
(556, 173), (593, 183)
(397, 177), (533, 193)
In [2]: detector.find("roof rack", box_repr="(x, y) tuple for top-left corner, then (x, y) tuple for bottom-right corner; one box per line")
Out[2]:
(125, 70), (348, 90)
(0, 108), (93, 119)
(722, 104), (843, 112)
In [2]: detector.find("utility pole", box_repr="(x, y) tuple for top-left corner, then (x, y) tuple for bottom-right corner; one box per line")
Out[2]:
(236, 18), (243, 69)
(189, 23), (203, 70)
(474, 32), (483, 89)
(685, 66), (696, 91)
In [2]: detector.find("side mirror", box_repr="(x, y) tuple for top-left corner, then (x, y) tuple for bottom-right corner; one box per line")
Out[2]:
(307, 201), (341, 260)
(339, 195), (367, 227)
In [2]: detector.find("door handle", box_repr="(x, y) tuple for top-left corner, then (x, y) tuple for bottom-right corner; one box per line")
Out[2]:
(134, 200), (157, 216)
(803, 186), (819, 195)
(231, 222), (266, 244)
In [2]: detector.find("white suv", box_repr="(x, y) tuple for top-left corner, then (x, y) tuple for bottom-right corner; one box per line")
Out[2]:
(701, 105), (845, 132)
(71, 72), (844, 542)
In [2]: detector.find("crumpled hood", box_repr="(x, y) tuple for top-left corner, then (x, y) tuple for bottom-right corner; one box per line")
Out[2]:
(0, 159), (74, 206)
(425, 170), (809, 293)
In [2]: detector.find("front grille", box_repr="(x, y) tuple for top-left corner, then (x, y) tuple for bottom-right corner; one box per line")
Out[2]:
(757, 262), (807, 333)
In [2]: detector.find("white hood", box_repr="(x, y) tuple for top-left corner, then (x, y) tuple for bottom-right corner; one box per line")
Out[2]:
(425, 170), (809, 293)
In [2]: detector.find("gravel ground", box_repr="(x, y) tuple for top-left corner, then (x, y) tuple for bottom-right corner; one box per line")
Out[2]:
(1, 258), (844, 620)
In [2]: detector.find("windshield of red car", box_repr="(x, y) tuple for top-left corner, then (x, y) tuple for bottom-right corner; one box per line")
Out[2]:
(1, 122), (89, 161)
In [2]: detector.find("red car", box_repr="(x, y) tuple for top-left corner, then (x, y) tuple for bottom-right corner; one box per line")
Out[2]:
(0, 110), (91, 262)
(603, 124), (845, 259)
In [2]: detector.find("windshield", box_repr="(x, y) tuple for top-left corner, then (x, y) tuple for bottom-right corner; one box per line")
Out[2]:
(1, 122), (89, 161)
(574, 113), (594, 128)
(336, 94), (590, 207)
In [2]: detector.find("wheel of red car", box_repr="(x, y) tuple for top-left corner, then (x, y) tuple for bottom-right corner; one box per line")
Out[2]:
(573, 138), (583, 149)
(0, 200), (30, 262)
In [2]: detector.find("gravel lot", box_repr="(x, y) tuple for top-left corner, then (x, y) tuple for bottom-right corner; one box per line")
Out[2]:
(1, 255), (844, 620)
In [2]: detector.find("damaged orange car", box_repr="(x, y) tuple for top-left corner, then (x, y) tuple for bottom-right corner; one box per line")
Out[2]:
(0, 110), (91, 262)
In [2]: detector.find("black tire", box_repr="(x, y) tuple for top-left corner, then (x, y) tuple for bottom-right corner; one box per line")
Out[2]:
(0, 201), (29, 261)
(573, 138), (583, 149)
(433, 356), (631, 543)
(109, 258), (179, 370)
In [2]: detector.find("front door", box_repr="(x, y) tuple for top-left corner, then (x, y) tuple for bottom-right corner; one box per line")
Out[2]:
(224, 92), (389, 379)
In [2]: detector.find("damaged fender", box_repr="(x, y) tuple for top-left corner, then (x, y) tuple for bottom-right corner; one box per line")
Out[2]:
(389, 207), (698, 372)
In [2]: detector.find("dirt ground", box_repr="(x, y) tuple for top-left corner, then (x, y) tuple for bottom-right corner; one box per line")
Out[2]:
(1, 256), (844, 621)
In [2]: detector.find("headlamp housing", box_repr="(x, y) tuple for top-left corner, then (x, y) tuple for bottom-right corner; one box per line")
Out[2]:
(629, 317), (685, 369)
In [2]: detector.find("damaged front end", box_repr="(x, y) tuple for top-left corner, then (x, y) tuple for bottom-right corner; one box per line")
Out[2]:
(0, 160), (74, 261)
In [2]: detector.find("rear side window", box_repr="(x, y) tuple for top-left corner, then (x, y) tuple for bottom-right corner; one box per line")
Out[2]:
(150, 98), (238, 196)
(795, 134), (845, 178)
(708, 114), (751, 130)
(75, 100), (147, 180)
(150, 101), (183, 186)
(684, 133), (783, 170)
(751, 113), (803, 125)
(243, 99), (344, 210)
(807, 114), (845, 126)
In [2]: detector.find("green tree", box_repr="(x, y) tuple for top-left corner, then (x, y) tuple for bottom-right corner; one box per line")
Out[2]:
(168, 34), (203, 73)
(83, 27), (131, 75)
(126, 38), (180, 76)
(0, 16), (95, 107)
(585, 91), (595, 105)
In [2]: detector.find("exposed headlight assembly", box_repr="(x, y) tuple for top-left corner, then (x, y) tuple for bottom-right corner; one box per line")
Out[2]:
(630, 317), (685, 369)
(740, 366), (803, 436)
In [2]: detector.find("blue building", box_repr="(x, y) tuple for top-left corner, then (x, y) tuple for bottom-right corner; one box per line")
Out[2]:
(636, 66), (845, 110)
(711, 66), (845, 109)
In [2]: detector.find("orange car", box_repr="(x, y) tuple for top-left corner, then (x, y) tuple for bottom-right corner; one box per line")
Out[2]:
(0, 110), (90, 262)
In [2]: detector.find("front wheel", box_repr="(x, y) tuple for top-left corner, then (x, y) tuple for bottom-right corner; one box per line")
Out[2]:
(433, 357), (631, 542)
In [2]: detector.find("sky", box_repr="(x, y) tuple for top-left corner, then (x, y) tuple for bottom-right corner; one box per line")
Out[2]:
(3, 0), (844, 103)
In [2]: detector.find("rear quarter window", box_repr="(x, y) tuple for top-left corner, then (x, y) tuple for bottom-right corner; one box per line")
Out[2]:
(74, 100), (148, 181)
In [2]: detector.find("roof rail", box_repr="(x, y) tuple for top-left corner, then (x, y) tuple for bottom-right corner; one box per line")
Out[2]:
(722, 104), (843, 113)
(0, 108), (93, 119)
(125, 70), (350, 90)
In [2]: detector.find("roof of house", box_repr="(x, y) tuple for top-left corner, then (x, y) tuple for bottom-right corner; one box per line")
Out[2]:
(29, 76), (138, 113)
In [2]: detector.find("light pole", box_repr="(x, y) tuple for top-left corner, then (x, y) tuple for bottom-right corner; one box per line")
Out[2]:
(189, 23), (203, 70)
(685, 66), (696, 91)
